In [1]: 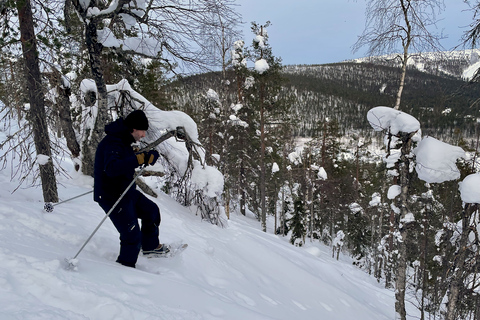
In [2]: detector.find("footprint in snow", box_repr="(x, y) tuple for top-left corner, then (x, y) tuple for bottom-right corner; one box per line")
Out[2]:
(121, 275), (151, 286)
(234, 291), (256, 307)
(260, 293), (278, 305)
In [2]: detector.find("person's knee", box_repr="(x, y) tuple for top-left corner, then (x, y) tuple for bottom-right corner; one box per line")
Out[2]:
(142, 198), (161, 225)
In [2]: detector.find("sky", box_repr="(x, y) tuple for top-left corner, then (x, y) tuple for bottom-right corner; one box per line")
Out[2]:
(235, 0), (475, 65)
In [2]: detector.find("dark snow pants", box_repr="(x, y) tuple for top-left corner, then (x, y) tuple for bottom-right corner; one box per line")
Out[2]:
(98, 190), (160, 267)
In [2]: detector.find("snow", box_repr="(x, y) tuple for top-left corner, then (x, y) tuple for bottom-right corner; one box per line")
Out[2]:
(369, 193), (381, 207)
(79, 0), (90, 10)
(244, 76), (255, 89)
(255, 59), (269, 74)
(414, 136), (465, 183)
(333, 231), (345, 248)
(97, 28), (162, 57)
(36, 154), (51, 165)
(459, 174), (480, 204)
(231, 40), (247, 68)
(287, 151), (302, 165)
(206, 89), (219, 101)
(228, 115), (249, 128)
(0, 128), (422, 320)
(401, 213), (415, 224)
(318, 167), (328, 180)
(271, 162), (279, 173)
(367, 106), (421, 137)
(254, 35), (266, 49)
(349, 203), (363, 214)
(387, 185), (401, 200)
(191, 161), (224, 197)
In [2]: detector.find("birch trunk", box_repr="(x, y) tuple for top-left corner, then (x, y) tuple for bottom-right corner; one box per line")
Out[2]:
(395, 131), (415, 320)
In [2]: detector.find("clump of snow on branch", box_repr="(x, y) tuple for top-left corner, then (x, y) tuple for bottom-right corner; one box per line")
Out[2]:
(97, 28), (162, 57)
(413, 136), (465, 183)
(288, 152), (302, 166)
(387, 185), (401, 199)
(459, 174), (480, 204)
(254, 34), (266, 49)
(367, 106), (421, 138)
(401, 212), (415, 223)
(228, 115), (248, 128)
(272, 162), (279, 173)
(369, 193), (381, 207)
(206, 89), (219, 101)
(107, 80), (200, 143)
(228, 103), (248, 128)
(384, 149), (401, 169)
(231, 103), (242, 113)
(244, 76), (255, 89)
(318, 167), (328, 180)
(255, 59), (269, 74)
(83, 1), (160, 57)
(231, 40), (246, 68)
(191, 161), (224, 197)
(349, 203), (363, 214)
(36, 155), (50, 165)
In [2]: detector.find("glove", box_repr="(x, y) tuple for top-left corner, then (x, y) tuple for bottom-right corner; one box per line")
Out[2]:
(136, 152), (146, 165)
(146, 149), (159, 166)
(136, 150), (159, 166)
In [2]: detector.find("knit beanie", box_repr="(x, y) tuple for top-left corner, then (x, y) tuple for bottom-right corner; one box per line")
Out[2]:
(124, 110), (149, 130)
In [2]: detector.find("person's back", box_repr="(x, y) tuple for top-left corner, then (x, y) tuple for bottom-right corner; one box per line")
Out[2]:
(94, 117), (138, 204)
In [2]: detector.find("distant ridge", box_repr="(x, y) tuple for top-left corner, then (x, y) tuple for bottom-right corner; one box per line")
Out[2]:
(346, 49), (480, 80)
(169, 50), (480, 143)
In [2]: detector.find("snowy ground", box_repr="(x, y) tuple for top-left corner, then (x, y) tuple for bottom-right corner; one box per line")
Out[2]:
(0, 159), (421, 320)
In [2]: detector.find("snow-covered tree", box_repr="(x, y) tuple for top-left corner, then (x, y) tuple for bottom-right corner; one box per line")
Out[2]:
(244, 21), (292, 232)
(0, 0), (59, 203)
(354, 0), (445, 109)
(368, 105), (467, 320)
(67, 0), (240, 175)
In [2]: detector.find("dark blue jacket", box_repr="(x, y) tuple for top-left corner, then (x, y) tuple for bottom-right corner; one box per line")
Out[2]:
(94, 118), (140, 204)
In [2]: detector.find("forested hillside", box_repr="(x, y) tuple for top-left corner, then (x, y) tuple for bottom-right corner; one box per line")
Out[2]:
(169, 53), (480, 147)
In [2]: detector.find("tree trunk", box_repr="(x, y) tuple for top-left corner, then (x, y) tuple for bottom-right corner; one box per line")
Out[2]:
(81, 19), (110, 176)
(394, 51), (408, 110)
(445, 203), (477, 320)
(16, 0), (58, 203)
(394, 0), (412, 110)
(240, 165), (246, 216)
(260, 81), (266, 232)
(395, 131), (415, 320)
(49, 69), (81, 170)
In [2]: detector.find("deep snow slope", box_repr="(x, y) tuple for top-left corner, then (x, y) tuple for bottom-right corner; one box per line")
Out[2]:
(0, 165), (420, 320)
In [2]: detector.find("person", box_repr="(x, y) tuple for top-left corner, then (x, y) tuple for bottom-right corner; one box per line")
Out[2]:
(94, 109), (168, 268)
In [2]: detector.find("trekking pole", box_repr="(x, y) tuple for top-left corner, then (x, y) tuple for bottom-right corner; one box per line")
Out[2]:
(65, 166), (146, 270)
(44, 190), (93, 212)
